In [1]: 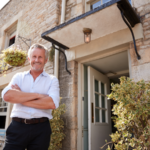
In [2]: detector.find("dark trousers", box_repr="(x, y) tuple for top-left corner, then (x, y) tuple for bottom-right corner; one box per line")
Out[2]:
(3, 119), (51, 150)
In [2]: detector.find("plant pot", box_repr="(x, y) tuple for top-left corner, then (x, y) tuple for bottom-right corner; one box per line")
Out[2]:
(1, 45), (27, 67)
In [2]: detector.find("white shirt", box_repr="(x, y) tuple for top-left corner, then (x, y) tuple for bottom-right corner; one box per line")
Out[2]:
(1, 70), (60, 119)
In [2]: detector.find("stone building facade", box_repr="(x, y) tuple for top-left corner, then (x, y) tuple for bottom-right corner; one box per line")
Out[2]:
(130, 0), (150, 82)
(0, 0), (150, 150)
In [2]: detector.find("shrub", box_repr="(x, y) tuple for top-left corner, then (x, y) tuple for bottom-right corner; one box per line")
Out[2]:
(49, 103), (66, 150)
(103, 76), (150, 150)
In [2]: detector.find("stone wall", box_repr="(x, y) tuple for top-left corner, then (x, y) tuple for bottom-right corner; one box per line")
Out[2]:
(130, 0), (150, 82)
(59, 51), (78, 150)
(65, 0), (83, 21)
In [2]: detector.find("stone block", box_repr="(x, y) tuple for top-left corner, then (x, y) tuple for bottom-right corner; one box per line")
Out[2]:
(46, 14), (58, 24)
(62, 115), (77, 129)
(130, 48), (150, 66)
(75, 3), (83, 16)
(60, 84), (70, 97)
(67, 0), (76, 6)
(145, 33), (150, 39)
(146, 13), (150, 19)
(62, 69), (74, 76)
(137, 6), (144, 12)
(62, 128), (71, 149)
(143, 24), (150, 30)
(143, 39), (150, 45)
(71, 6), (75, 17)
(67, 61), (75, 69)
(61, 97), (77, 118)
(143, 22), (149, 27)
(70, 129), (77, 149)
(144, 4), (150, 14)
(132, 0), (150, 8)
(131, 63), (150, 82)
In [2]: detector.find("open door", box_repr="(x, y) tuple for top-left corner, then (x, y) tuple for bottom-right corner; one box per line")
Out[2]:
(88, 66), (112, 150)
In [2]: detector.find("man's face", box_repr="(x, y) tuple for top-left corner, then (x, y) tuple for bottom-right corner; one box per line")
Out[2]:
(28, 48), (47, 72)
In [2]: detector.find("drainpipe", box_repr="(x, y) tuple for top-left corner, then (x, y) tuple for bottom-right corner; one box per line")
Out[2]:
(61, 0), (66, 23)
(54, 0), (66, 78)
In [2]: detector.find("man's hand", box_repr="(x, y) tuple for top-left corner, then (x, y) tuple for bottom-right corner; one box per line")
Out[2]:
(11, 84), (21, 91)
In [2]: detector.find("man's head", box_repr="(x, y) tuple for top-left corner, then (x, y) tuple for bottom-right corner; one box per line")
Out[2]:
(28, 43), (48, 72)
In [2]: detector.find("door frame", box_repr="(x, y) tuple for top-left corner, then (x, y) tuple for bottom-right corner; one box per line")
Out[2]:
(77, 48), (132, 150)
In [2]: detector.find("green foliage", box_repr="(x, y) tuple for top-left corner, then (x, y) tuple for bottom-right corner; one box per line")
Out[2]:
(104, 77), (150, 150)
(49, 103), (66, 150)
(0, 45), (27, 69)
(49, 46), (55, 62)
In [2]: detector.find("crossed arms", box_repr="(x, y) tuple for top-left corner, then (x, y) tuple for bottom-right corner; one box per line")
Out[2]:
(3, 84), (56, 110)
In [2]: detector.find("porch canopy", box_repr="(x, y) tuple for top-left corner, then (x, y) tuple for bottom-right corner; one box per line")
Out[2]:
(41, 0), (140, 50)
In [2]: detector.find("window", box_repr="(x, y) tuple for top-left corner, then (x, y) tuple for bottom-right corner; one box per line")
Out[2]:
(0, 89), (8, 129)
(4, 23), (17, 49)
(94, 79), (108, 123)
(90, 0), (132, 11)
(128, 0), (132, 5)
(9, 36), (16, 46)
(91, 0), (111, 10)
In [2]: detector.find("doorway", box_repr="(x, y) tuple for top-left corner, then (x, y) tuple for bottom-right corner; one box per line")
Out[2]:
(82, 50), (129, 150)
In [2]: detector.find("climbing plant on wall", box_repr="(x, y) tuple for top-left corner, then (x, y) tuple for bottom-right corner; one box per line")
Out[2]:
(49, 102), (66, 150)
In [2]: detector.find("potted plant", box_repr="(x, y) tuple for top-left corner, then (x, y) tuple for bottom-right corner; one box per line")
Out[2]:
(0, 45), (27, 72)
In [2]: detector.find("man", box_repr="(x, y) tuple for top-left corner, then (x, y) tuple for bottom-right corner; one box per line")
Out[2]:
(1, 43), (60, 150)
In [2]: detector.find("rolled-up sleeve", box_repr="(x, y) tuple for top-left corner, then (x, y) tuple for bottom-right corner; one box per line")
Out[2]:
(1, 73), (19, 101)
(48, 77), (60, 109)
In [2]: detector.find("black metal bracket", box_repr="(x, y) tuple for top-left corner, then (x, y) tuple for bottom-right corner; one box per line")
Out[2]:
(117, 4), (141, 60)
(18, 35), (31, 48)
(52, 44), (71, 75)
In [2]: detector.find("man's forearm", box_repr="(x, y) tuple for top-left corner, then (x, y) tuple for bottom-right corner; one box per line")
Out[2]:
(3, 89), (44, 103)
(22, 96), (56, 109)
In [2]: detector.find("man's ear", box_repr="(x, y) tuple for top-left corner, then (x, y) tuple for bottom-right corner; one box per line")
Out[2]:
(45, 59), (48, 64)
(28, 57), (30, 62)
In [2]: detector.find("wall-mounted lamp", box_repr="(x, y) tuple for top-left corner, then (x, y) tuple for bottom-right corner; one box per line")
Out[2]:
(83, 28), (92, 43)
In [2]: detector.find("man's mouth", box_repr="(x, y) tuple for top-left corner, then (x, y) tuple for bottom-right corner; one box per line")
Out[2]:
(34, 63), (41, 65)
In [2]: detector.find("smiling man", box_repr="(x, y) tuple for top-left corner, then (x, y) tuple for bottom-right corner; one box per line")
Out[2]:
(1, 44), (60, 150)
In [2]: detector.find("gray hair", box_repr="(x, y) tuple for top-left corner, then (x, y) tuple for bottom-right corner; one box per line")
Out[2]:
(28, 43), (49, 60)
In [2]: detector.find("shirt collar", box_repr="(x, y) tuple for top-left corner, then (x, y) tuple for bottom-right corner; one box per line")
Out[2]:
(24, 70), (48, 77)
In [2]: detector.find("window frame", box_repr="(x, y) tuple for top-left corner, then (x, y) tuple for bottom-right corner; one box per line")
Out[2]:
(85, 0), (132, 12)
(94, 79), (108, 125)
(4, 23), (17, 49)
(0, 89), (8, 129)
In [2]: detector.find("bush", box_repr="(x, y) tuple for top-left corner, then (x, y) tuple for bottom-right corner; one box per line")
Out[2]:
(103, 77), (150, 150)
(49, 103), (66, 150)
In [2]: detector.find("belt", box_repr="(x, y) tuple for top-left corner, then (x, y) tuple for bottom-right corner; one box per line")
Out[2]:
(12, 117), (48, 124)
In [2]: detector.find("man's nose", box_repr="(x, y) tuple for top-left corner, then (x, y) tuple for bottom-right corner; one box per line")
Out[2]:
(35, 57), (39, 61)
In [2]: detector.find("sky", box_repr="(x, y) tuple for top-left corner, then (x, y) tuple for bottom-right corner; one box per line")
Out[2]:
(0, 0), (10, 10)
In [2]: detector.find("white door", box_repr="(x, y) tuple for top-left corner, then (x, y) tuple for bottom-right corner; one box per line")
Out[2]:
(88, 66), (112, 150)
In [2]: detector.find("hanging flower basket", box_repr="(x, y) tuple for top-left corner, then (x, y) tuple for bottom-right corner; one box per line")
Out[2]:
(0, 45), (27, 67)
